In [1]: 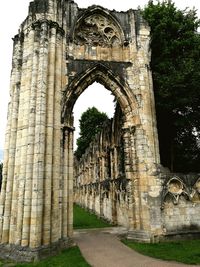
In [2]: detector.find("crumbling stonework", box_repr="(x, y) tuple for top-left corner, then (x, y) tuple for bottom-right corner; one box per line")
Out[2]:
(74, 112), (200, 240)
(0, 0), (199, 262)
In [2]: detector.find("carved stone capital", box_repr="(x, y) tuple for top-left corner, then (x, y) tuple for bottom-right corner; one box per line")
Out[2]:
(12, 33), (24, 44)
(31, 19), (50, 33)
(31, 19), (65, 36)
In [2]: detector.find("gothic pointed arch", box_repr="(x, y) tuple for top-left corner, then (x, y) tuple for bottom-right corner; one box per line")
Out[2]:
(62, 63), (139, 126)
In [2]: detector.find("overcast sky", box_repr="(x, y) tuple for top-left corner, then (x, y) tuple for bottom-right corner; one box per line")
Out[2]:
(0, 0), (199, 155)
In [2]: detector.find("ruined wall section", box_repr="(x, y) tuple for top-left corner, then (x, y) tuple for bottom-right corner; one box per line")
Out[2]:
(74, 105), (131, 227)
(65, 5), (163, 239)
(27, 0), (163, 240)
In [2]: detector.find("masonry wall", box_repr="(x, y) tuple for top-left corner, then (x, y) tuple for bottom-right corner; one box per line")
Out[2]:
(74, 115), (200, 238)
(163, 200), (200, 234)
(160, 172), (200, 239)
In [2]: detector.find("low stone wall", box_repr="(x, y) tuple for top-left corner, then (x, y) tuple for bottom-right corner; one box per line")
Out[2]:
(161, 171), (200, 239)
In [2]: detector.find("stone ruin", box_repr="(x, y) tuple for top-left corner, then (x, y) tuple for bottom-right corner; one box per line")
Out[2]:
(0, 0), (199, 262)
(74, 105), (200, 238)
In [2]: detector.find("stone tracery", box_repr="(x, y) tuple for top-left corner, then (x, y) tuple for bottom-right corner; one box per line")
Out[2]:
(74, 13), (123, 46)
(191, 178), (200, 202)
(161, 177), (189, 207)
(162, 176), (200, 207)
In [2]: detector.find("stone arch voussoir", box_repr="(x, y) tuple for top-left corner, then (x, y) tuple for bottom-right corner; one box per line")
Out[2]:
(62, 64), (139, 126)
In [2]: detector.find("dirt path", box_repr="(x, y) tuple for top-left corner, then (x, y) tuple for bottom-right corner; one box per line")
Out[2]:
(74, 227), (199, 267)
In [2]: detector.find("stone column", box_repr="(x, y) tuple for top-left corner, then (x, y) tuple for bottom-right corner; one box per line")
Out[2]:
(114, 146), (119, 179)
(42, 23), (56, 246)
(15, 26), (35, 246)
(11, 29), (33, 245)
(110, 148), (117, 224)
(63, 127), (69, 239)
(68, 129), (74, 237)
(99, 156), (103, 217)
(20, 23), (40, 247)
(122, 126), (140, 230)
(29, 20), (49, 248)
(0, 33), (23, 243)
(51, 26), (64, 243)
(146, 65), (160, 164)
(63, 126), (74, 238)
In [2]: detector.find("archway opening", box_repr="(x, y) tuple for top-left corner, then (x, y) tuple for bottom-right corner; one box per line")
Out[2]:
(72, 81), (129, 228)
(62, 66), (137, 232)
(73, 82), (116, 228)
(73, 82), (115, 150)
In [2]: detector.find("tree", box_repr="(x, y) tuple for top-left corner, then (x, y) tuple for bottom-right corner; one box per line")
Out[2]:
(143, 1), (200, 172)
(75, 107), (109, 160)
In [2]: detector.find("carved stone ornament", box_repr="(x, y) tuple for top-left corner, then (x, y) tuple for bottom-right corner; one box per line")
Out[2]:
(190, 177), (200, 202)
(74, 13), (122, 46)
(194, 178), (200, 194)
(161, 177), (189, 208)
(168, 178), (183, 195)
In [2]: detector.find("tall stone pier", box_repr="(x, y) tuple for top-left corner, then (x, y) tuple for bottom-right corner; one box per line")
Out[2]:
(0, 0), (165, 262)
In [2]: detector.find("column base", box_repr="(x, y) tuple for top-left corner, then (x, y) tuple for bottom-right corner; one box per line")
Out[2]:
(127, 229), (153, 243)
(0, 238), (74, 263)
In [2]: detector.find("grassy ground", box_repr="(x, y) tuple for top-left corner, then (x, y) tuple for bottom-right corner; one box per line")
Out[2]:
(123, 239), (200, 265)
(0, 205), (111, 266)
(0, 246), (91, 267)
(73, 204), (112, 229)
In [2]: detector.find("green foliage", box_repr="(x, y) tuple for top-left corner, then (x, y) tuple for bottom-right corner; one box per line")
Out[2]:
(123, 239), (200, 265)
(0, 247), (90, 267)
(73, 204), (112, 229)
(75, 107), (108, 160)
(143, 1), (200, 172)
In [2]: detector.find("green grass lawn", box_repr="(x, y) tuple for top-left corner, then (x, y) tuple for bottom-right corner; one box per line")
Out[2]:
(73, 204), (112, 229)
(0, 246), (91, 267)
(123, 239), (200, 265)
